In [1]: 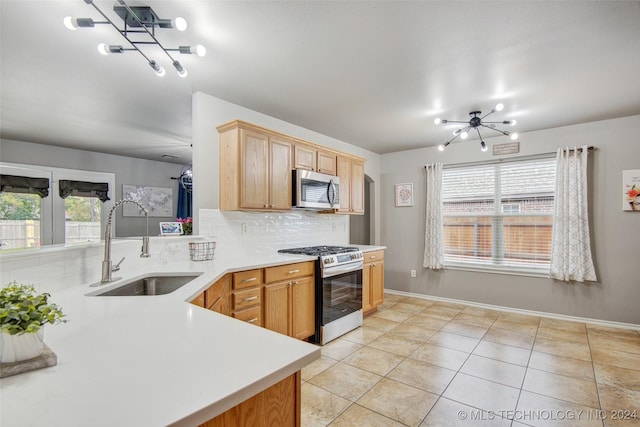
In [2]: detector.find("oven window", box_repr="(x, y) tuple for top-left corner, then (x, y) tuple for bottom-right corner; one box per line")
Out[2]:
(322, 270), (362, 325)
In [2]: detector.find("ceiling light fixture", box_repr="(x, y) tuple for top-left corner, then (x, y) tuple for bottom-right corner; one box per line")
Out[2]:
(64, 0), (205, 77)
(434, 103), (518, 152)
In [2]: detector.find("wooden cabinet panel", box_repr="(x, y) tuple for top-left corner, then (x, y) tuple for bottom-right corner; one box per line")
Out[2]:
(269, 137), (293, 210)
(265, 261), (314, 283)
(192, 292), (205, 308)
(317, 150), (337, 175)
(232, 305), (262, 326)
(294, 144), (316, 171)
(371, 262), (384, 308)
(263, 281), (291, 336)
(336, 156), (351, 213)
(291, 276), (315, 340)
(363, 250), (385, 316)
(206, 275), (231, 316)
(363, 250), (384, 263)
(233, 269), (263, 290)
(362, 264), (372, 312)
(240, 129), (270, 209)
(351, 160), (365, 214)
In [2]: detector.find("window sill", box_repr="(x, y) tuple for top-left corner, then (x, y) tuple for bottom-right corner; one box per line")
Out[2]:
(443, 262), (550, 279)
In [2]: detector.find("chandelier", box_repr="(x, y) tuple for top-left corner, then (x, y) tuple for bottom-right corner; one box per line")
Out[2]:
(64, 0), (206, 77)
(434, 103), (518, 152)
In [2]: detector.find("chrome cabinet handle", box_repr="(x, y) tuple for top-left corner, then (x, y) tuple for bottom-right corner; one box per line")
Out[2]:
(370, 256), (376, 259)
(247, 318), (258, 324)
(242, 277), (257, 283)
(242, 296), (258, 302)
(288, 269), (300, 274)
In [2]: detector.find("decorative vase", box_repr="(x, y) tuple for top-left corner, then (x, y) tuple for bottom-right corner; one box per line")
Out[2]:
(0, 328), (45, 364)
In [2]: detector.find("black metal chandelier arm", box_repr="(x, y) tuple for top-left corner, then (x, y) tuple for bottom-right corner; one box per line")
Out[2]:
(480, 110), (497, 120)
(116, 0), (177, 63)
(479, 123), (510, 136)
(439, 120), (469, 124)
(88, 1), (152, 62)
(476, 128), (484, 140)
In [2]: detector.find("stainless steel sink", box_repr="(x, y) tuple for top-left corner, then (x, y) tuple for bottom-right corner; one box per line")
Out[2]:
(90, 273), (202, 296)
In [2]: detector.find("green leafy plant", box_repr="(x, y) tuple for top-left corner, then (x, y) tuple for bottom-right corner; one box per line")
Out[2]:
(0, 282), (67, 335)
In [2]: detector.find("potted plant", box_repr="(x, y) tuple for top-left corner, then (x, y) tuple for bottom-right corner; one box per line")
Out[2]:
(0, 282), (66, 364)
(177, 217), (193, 235)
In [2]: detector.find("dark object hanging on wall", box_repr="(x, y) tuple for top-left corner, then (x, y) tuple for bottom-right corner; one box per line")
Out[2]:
(0, 175), (50, 198)
(58, 180), (110, 202)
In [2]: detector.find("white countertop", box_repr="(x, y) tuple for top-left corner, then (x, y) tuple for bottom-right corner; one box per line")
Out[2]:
(0, 249), (327, 427)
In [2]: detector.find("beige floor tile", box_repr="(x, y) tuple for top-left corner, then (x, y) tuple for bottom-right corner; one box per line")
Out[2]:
(604, 416), (640, 427)
(428, 331), (480, 353)
(371, 308), (414, 323)
(321, 338), (363, 361)
(536, 326), (588, 345)
(405, 313), (450, 330)
(461, 306), (501, 319)
(484, 327), (536, 349)
(473, 340), (531, 366)
(594, 362), (640, 389)
(591, 346), (640, 371)
(387, 358), (456, 395)
(516, 390), (602, 427)
(342, 346), (404, 376)
(329, 403), (404, 427)
(301, 382), (351, 427)
(539, 317), (586, 333)
(357, 378), (438, 426)
(302, 356), (338, 381)
(383, 293), (408, 303)
(421, 397), (512, 426)
(595, 363), (640, 412)
(443, 373), (520, 413)
(589, 334), (640, 355)
(492, 318), (539, 336)
(363, 316), (401, 332)
(392, 302), (429, 314)
(340, 327), (384, 345)
(597, 383), (640, 417)
(497, 312), (541, 326)
(308, 362), (382, 402)
(404, 297), (436, 307)
(368, 333), (423, 357)
(587, 324), (640, 342)
(441, 320), (490, 339)
(454, 312), (497, 328)
(388, 323), (438, 342)
(420, 306), (461, 321)
(528, 351), (595, 381)
(460, 354), (526, 388)
(523, 368), (599, 408)
(410, 342), (470, 371)
(533, 336), (591, 362)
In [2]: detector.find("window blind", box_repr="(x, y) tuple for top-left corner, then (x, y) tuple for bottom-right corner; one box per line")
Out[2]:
(442, 157), (556, 272)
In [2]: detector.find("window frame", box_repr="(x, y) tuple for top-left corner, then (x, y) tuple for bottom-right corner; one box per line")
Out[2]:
(441, 155), (556, 277)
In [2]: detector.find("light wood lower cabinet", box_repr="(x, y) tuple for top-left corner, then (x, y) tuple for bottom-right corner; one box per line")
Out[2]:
(205, 274), (231, 316)
(363, 250), (384, 315)
(200, 371), (301, 427)
(263, 262), (315, 340)
(232, 269), (263, 327)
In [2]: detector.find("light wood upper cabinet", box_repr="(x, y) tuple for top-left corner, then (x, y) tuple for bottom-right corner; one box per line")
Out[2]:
(269, 136), (293, 210)
(336, 156), (364, 215)
(294, 144), (316, 171)
(317, 150), (337, 175)
(240, 129), (270, 209)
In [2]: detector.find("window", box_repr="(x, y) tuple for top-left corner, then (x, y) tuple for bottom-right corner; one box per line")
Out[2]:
(442, 157), (556, 273)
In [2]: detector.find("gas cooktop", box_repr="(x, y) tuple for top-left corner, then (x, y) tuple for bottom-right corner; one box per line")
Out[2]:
(278, 245), (360, 256)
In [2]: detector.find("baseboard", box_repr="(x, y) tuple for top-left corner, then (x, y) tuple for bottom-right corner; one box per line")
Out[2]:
(384, 289), (640, 331)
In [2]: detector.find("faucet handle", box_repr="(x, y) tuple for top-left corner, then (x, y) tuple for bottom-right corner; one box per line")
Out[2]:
(113, 257), (125, 272)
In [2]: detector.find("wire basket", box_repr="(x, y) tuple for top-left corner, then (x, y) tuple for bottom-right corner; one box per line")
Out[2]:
(189, 242), (216, 261)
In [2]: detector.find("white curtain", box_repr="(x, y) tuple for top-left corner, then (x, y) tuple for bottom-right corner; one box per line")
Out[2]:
(549, 146), (597, 282)
(423, 163), (444, 269)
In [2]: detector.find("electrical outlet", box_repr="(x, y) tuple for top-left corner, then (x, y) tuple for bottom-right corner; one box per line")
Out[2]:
(410, 269), (417, 278)
(241, 223), (248, 234)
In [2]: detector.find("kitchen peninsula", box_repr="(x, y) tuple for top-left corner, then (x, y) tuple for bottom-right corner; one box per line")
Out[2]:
(0, 242), (321, 427)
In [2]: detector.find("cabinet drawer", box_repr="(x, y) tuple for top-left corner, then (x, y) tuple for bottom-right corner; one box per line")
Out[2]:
(233, 269), (263, 290)
(265, 261), (314, 283)
(233, 306), (262, 326)
(364, 250), (384, 263)
(232, 287), (261, 311)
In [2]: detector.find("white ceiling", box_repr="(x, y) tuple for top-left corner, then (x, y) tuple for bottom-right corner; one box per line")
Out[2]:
(2, 1), (640, 165)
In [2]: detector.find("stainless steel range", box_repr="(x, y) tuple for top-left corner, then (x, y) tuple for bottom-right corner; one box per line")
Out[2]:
(278, 245), (364, 345)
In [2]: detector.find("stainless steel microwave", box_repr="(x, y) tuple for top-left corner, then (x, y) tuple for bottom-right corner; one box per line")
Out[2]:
(293, 169), (340, 210)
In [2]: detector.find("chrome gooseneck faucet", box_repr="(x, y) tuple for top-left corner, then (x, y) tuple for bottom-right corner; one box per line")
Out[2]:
(100, 199), (150, 284)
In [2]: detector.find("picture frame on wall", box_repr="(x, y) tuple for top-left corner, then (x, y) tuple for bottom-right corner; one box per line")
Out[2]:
(623, 169), (640, 211)
(395, 183), (414, 207)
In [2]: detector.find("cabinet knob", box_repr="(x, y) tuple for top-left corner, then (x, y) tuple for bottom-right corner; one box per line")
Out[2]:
(293, 281), (299, 285)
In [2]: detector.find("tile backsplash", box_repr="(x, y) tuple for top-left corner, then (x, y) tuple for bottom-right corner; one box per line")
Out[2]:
(199, 209), (349, 255)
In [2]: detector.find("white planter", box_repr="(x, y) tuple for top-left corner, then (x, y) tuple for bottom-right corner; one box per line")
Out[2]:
(0, 328), (45, 364)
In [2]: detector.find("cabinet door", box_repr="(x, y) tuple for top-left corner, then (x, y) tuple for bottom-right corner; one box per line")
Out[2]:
(294, 144), (316, 171)
(336, 156), (351, 213)
(351, 160), (365, 214)
(317, 150), (337, 175)
(206, 275), (231, 316)
(362, 263), (372, 312)
(263, 282), (291, 336)
(371, 262), (384, 307)
(291, 276), (315, 340)
(269, 136), (293, 210)
(240, 129), (269, 209)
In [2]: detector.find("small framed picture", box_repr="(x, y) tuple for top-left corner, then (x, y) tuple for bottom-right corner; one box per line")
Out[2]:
(395, 183), (414, 207)
(159, 222), (183, 235)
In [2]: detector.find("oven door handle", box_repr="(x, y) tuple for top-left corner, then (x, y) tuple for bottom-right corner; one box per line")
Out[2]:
(322, 261), (363, 278)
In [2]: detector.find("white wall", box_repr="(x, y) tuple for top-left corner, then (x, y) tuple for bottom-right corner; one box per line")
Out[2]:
(0, 139), (184, 237)
(380, 115), (640, 325)
(191, 92), (382, 243)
